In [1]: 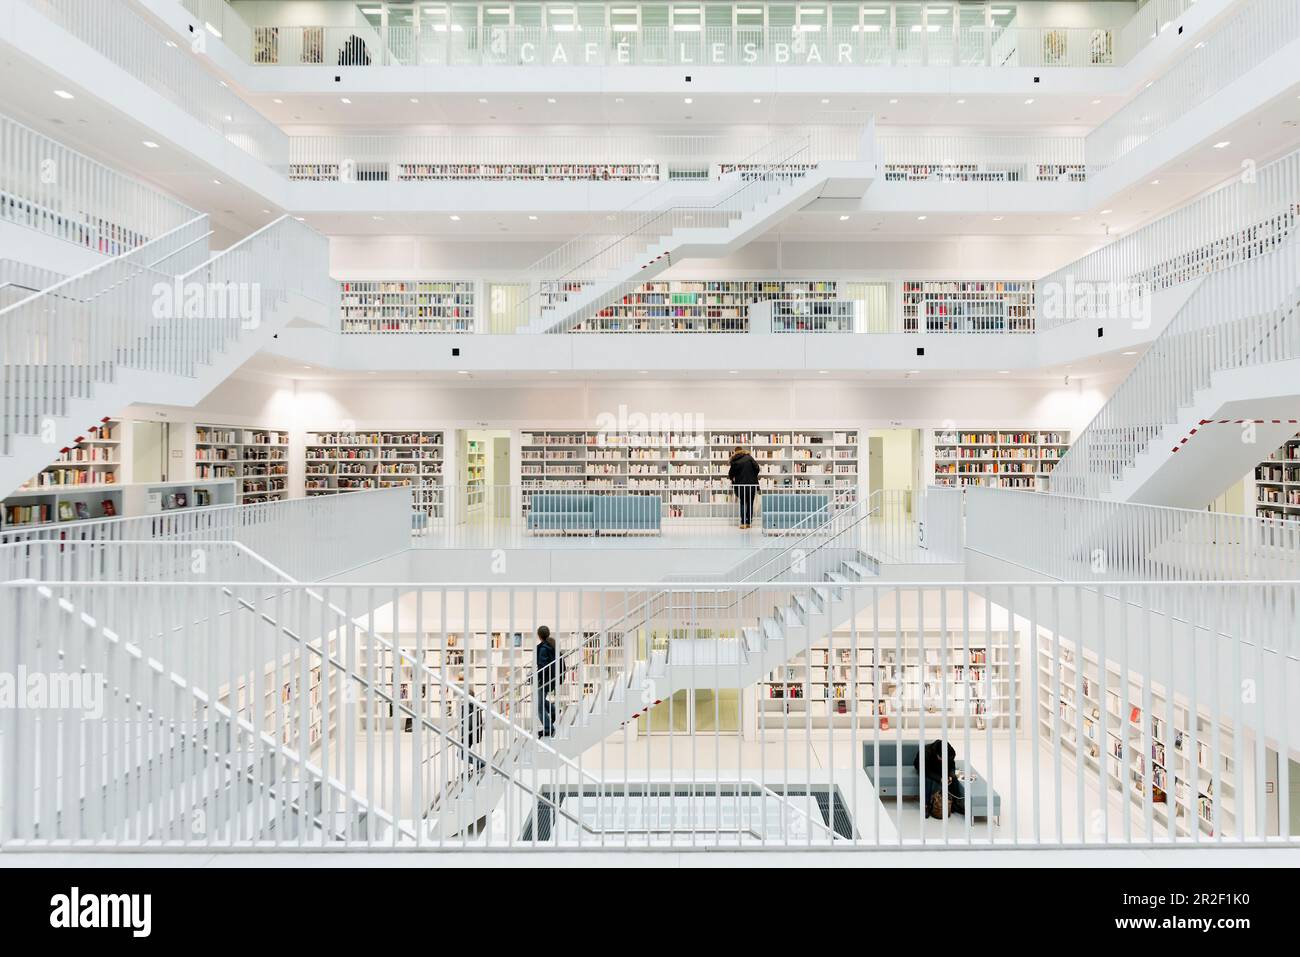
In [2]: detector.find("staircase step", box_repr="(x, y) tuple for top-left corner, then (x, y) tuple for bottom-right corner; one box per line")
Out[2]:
(843, 560), (871, 580)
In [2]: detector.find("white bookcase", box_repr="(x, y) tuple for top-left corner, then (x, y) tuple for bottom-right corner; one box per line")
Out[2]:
(339, 280), (476, 334)
(2, 418), (123, 531)
(519, 428), (859, 518)
(933, 429), (1070, 491)
(902, 281), (1036, 333)
(574, 279), (839, 333)
(761, 630), (1017, 731)
(194, 424), (290, 504)
(1037, 634), (1237, 838)
(122, 479), (238, 515)
(465, 438), (486, 509)
(305, 430), (445, 518)
(1253, 433), (1300, 522)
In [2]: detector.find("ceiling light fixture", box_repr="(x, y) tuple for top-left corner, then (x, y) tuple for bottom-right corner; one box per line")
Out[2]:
(53, 89), (74, 99)
(1213, 141), (1231, 149)
(142, 140), (160, 149)
(340, 97), (352, 104)
(528, 215), (538, 221)
(839, 215), (850, 221)
(917, 215), (928, 221)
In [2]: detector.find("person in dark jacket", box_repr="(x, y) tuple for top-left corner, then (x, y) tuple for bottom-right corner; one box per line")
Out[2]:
(457, 673), (485, 775)
(727, 446), (761, 529)
(914, 739), (965, 819)
(338, 34), (371, 66)
(535, 625), (562, 738)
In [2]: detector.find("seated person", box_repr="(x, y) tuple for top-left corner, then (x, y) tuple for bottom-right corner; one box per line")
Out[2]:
(913, 739), (966, 820)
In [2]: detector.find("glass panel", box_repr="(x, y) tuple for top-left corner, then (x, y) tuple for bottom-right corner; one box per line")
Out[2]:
(958, 3), (988, 65)
(733, 3), (763, 27)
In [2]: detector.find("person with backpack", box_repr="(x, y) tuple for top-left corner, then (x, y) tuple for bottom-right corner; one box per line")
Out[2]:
(535, 625), (563, 738)
(727, 446), (761, 530)
(914, 739), (966, 819)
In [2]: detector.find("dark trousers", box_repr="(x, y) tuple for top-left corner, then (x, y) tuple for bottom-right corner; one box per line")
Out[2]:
(538, 686), (557, 737)
(462, 713), (484, 774)
(737, 486), (757, 525)
(923, 774), (965, 818)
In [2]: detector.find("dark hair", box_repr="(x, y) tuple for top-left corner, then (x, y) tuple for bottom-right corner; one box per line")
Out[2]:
(537, 625), (552, 645)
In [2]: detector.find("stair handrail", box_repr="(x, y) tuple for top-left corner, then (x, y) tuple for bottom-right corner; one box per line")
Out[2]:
(1050, 223), (1300, 498)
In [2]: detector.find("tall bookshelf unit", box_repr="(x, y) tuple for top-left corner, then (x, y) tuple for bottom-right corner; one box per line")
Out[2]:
(933, 429), (1070, 491)
(339, 280), (476, 334)
(520, 429), (859, 518)
(902, 281), (1036, 333)
(305, 430), (445, 518)
(194, 424), (290, 504)
(1, 418), (123, 531)
(1037, 634), (1237, 838)
(575, 279), (839, 332)
(465, 438), (486, 509)
(1253, 433), (1300, 522)
(760, 629), (1017, 731)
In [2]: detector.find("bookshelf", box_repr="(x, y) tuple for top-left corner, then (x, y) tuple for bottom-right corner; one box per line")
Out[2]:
(122, 479), (238, 515)
(760, 630), (1017, 731)
(1037, 634), (1237, 838)
(770, 299), (856, 333)
(1253, 433), (1300, 522)
(902, 281), (1036, 333)
(933, 429), (1070, 491)
(339, 280), (476, 334)
(575, 279), (839, 333)
(398, 162), (660, 182)
(520, 429), (859, 518)
(194, 424), (290, 504)
(2, 418), (123, 531)
(465, 439), (486, 509)
(219, 655), (333, 752)
(305, 430), (445, 518)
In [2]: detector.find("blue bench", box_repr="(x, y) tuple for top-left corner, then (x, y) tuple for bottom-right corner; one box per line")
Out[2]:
(762, 493), (831, 534)
(863, 742), (1001, 822)
(527, 494), (661, 535)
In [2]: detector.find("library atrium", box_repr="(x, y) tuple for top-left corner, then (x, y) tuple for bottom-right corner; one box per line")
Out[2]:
(0, 0), (1298, 868)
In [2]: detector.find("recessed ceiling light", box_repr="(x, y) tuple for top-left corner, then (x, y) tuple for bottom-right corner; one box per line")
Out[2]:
(142, 140), (160, 148)
(1100, 209), (1113, 214)
(212, 179), (222, 185)
(1092, 99), (1102, 105)
(818, 370), (829, 374)
(273, 97), (283, 104)
(1024, 98), (1035, 105)
(998, 370), (1011, 375)
(956, 98), (965, 104)
(547, 97), (557, 104)
(728, 370), (739, 374)
(820, 98), (830, 104)
(165, 40), (177, 48)
(684, 97), (693, 104)
(478, 97), (488, 103)
(889, 98), (899, 104)
(1071, 215), (1081, 221)
(839, 215), (850, 221)
(372, 215), (384, 221)
(294, 217), (305, 221)
(549, 370), (559, 374)
(614, 97), (624, 103)
(409, 97), (419, 103)
(638, 370), (648, 374)
(753, 98), (762, 104)
(908, 370), (920, 375)
(917, 215), (928, 221)
(456, 370), (470, 375)
(528, 215), (538, 221)
(262, 209), (271, 214)
(340, 97), (351, 104)
(993, 216), (1005, 222)
(53, 89), (74, 99)
(449, 214), (461, 221)
(1150, 179), (1160, 185)
(1213, 141), (1231, 149)
(1121, 351), (1138, 356)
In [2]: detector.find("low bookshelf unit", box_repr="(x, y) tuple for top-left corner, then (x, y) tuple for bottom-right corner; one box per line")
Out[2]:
(933, 428), (1070, 491)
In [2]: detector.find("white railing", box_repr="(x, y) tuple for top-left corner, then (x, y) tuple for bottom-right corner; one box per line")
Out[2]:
(0, 214), (330, 461)
(967, 486), (1300, 585)
(0, 486), (411, 583)
(1049, 225), (1300, 499)
(0, 113), (198, 255)
(410, 484), (858, 548)
(0, 260), (64, 308)
(287, 128), (865, 184)
(1086, 0), (1300, 170)
(18, 0), (288, 169)
(240, 22), (1131, 70)
(919, 486), (965, 563)
(879, 135), (1091, 184)
(4, 575), (1295, 848)
(1119, 0), (1203, 61)
(1037, 148), (1300, 331)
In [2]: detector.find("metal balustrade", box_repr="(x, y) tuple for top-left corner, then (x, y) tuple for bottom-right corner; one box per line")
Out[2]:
(3, 572), (1295, 849)
(16, 0), (288, 169)
(0, 486), (410, 583)
(1086, 0), (1300, 170)
(966, 486), (1300, 584)
(0, 114), (198, 255)
(409, 484), (859, 548)
(0, 213), (332, 474)
(1037, 149), (1300, 331)
(1049, 225), (1300, 500)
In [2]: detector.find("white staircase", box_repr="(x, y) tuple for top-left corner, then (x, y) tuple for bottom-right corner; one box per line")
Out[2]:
(524, 132), (876, 334)
(1049, 227), (1300, 507)
(0, 215), (336, 497)
(425, 500), (881, 837)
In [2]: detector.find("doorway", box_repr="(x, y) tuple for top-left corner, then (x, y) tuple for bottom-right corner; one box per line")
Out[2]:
(131, 420), (183, 483)
(866, 428), (922, 506)
(458, 428), (512, 520)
